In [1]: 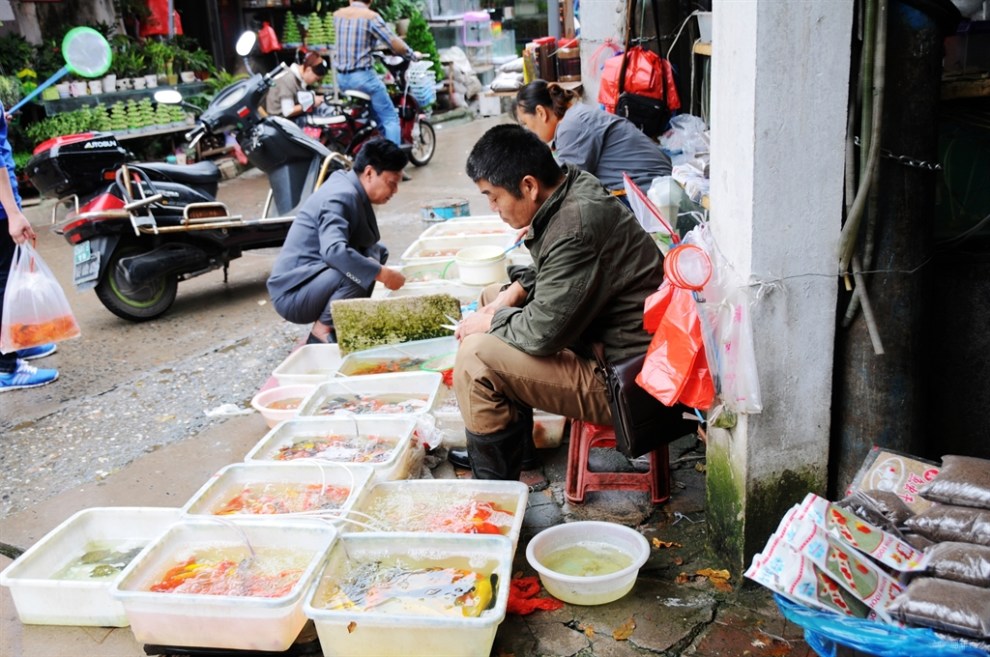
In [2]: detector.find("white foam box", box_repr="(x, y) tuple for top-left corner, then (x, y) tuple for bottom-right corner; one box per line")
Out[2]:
(400, 234), (515, 265)
(420, 218), (512, 239)
(110, 518), (336, 652)
(297, 371), (443, 418)
(335, 336), (457, 377)
(243, 417), (419, 483)
(303, 533), (513, 657)
(433, 388), (567, 450)
(0, 507), (181, 626)
(347, 479), (528, 549)
(478, 92), (503, 117)
(272, 343), (343, 386)
(180, 462), (374, 524)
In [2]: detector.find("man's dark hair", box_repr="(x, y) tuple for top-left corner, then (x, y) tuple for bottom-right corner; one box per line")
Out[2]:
(353, 138), (408, 174)
(465, 124), (563, 198)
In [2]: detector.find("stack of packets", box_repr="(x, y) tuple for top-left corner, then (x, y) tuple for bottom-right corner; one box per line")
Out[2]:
(746, 492), (923, 623)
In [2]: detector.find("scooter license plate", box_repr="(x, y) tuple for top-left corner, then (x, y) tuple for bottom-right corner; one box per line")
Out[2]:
(73, 241), (100, 286)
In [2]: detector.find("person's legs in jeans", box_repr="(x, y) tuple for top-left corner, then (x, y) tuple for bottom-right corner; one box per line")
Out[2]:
(337, 69), (401, 147)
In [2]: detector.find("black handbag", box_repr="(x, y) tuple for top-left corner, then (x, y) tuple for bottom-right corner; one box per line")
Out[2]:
(615, 0), (670, 140)
(593, 343), (696, 458)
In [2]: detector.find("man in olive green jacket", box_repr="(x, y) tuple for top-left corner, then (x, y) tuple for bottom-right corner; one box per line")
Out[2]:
(452, 124), (668, 480)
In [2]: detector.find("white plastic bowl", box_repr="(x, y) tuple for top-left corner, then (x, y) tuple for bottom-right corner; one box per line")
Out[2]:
(525, 521), (650, 606)
(251, 384), (317, 428)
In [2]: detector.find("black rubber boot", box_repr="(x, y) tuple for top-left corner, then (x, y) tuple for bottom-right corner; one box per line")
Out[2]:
(465, 424), (526, 480)
(448, 405), (540, 472)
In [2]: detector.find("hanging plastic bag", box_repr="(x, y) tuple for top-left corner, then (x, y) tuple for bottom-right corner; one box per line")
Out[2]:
(258, 21), (282, 54)
(1, 242), (81, 353)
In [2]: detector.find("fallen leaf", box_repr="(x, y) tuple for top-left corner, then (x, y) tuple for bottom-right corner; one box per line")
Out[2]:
(675, 572), (691, 585)
(673, 556), (684, 566)
(346, 621), (357, 633)
(652, 538), (682, 549)
(580, 623), (595, 639)
(696, 568), (733, 592)
(612, 616), (636, 641)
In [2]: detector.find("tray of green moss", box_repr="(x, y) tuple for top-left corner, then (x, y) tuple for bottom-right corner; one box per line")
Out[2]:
(331, 294), (461, 355)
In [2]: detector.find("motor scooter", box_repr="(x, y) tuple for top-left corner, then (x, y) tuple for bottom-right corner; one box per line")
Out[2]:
(25, 32), (349, 322)
(308, 52), (437, 166)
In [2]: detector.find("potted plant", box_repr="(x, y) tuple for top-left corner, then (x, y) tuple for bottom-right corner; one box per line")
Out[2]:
(144, 39), (177, 86)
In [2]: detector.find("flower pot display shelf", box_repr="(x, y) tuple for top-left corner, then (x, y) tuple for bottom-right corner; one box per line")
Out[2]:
(38, 81), (208, 115)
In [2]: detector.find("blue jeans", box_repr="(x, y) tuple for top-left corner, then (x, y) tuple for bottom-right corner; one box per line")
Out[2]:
(336, 68), (400, 147)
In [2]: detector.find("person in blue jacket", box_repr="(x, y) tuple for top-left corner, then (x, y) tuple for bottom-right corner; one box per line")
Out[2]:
(267, 139), (407, 344)
(0, 105), (58, 392)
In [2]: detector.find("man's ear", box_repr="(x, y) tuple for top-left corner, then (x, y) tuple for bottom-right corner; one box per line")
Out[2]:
(520, 175), (540, 202)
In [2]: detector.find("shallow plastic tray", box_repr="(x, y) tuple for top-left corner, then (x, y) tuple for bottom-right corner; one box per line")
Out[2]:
(400, 234), (515, 265)
(420, 219), (513, 239)
(297, 372), (443, 418)
(111, 518), (336, 652)
(433, 388), (567, 449)
(272, 344), (343, 386)
(347, 479), (528, 549)
(303, 533), (513, 657)
(335, 336), (457, 377)
(243, 417), (418, 484)
(0, 507), (181, 626)
(180, 462), (374, 524)
(382, 280), (484, 304)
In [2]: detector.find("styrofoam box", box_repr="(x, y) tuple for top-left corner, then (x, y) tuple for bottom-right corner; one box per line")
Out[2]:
(272, 343), (343, 386)
(347, 479), (528, 549)
(303, 533), (513, 657)
(420, 219), (512, 239)
(336, 336), (457, 377)
(433, 388), (567, 449)
(180, 462), (374, 523)
(111, 518), (336, 652)
(0, 507), (181, 626)
(298, 372), (443, 418)
(244, 417), (418, 483)
(382, 280), (485, 304)
(401, 234), (515, 265)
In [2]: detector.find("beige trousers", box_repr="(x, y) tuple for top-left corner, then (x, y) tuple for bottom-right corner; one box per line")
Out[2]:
(453, 285), (613, 435)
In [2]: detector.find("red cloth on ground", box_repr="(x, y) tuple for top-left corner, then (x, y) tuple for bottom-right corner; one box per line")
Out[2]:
(507, 576), (564, 615)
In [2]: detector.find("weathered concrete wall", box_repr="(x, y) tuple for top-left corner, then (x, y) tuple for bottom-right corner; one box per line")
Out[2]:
(577, 0), (627, 104)
(706, 0), (852, 574)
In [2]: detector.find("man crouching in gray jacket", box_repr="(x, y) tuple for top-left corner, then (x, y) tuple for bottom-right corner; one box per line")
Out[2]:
(451, 124), (677, 480)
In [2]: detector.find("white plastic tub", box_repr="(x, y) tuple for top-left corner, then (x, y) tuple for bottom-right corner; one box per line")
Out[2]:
(347, 479), (528, 549)
(455, 245), (508, 285)
(272, 343), (343, 386)
(0, 507), (181, 626)
(111, 518), (336, 651)
(180, 462), (373, 523)
(303, 533), (513, 657)
(401, 234), (515, 265)
(251, 384), (319, 428)
(297, 372), (443, 418)
(243, 417), (418, 483)
(336, 336), (457, 377)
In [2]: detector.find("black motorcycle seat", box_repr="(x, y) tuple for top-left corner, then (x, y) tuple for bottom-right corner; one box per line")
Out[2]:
(135, 161), (222, 185)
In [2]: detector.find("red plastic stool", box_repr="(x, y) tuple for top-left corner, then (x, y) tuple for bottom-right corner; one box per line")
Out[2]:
(564, 420), (671, 504)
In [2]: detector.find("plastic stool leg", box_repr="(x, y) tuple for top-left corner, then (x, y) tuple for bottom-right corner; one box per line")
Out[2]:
(565, 420), (587, 503)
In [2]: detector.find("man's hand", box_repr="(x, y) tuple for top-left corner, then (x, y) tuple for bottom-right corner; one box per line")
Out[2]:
(7, 210), (34, 244)
(455, 310), (493, 341)
(480, 280), (526, 314)
(376, 266), (405, 290)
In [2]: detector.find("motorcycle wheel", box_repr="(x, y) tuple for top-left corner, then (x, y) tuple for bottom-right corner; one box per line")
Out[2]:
(94, 245), (178, 322)
(408, 119), (436, 167)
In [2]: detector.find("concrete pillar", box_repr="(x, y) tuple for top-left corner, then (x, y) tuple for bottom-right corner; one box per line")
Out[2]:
(578, 0), (628, 103)
(706, 0), (853, 574)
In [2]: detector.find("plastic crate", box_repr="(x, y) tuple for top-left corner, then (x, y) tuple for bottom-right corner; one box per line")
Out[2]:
(297, 371), (443, 418)
(272, 343), (343, 386)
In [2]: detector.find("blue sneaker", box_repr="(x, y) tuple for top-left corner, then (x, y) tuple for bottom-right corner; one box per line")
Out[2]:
(15, 343), (57, 360)
(0, 360), (59, 391)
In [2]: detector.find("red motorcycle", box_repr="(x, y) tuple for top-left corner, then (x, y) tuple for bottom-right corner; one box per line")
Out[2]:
(309, 52), (437, 166)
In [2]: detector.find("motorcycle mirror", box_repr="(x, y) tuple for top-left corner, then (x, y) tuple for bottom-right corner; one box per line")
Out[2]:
(8, 27), (112, 115)
(235, 32), (257, 57)
(153, 89), (183, 105)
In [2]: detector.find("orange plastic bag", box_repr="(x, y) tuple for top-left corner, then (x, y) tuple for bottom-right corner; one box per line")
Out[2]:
(1, 242), (80, 353)
(636, 282), (714, 410)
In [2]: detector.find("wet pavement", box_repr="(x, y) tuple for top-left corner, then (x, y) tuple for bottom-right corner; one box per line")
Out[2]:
(0, 113), (822, 657)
